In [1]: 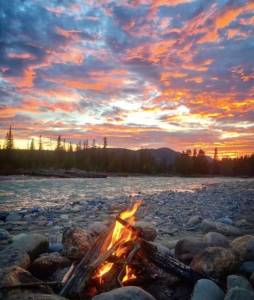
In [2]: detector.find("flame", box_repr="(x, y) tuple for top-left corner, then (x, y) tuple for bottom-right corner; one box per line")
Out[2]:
(94, 200), (142, 284)
(122, 265), (137, 283)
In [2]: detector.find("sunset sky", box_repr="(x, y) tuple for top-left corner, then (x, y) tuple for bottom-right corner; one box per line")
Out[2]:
(0, 0), (254, 157)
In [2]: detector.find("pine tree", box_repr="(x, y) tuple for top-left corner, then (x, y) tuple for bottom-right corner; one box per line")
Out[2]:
(30, 138), (35, 151)
(92, 139), (96, 149)
(39, 135), (43, 151)
(214, 147), (218, 160)
(5, 126), (14, 150)
(69, 142), (73, 152)
(55, 135), (62, 151)
(103, 137), (107, 149)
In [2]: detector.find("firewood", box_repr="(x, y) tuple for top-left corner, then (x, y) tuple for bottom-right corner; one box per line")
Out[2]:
(140, 240), (220, 285)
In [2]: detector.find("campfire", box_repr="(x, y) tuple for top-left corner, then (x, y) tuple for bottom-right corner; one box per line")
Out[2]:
(60, 201), (215, 299)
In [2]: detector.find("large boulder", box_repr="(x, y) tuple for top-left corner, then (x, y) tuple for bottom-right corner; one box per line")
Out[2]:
(62, 227), (92, 260)
(0, 266), (52, 300)
(231, 235), (254, 261)
(200, 219), (241, 236)
(0, 245), (30, 269)
(191, 279), (224, 300)
(134, 221), (157, 241)
(224, 287), (254, 300)
(190, 247), (239, 279)
(31, 253), (71, 278)
(92, 286), (156, 300)
(11, 233), (49, 259)
(175, 238), (206, 264)
(203, 232), (229, 248)
(88, 221), (108, 238)
(227, 275), (253, 292)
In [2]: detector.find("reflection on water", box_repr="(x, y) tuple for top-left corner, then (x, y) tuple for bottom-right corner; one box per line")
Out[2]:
(0, 176), (247, 211)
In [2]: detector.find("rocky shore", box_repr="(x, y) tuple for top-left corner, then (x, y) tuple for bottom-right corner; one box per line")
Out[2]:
(0, 179), (254, 299)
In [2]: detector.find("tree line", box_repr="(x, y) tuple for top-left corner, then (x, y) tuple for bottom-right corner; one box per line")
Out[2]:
(0, 127), (253, 176)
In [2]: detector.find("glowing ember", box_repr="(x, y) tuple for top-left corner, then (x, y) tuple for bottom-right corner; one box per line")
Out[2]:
(94, 200), (143, 284)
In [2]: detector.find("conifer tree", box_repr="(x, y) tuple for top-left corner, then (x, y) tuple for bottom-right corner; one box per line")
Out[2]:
(5, 126), (14, 150)
(39, 135), (43, 151)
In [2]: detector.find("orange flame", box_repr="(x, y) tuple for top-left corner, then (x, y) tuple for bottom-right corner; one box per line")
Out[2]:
(94, 200), (142, 284)
(122, 265), (137, 283)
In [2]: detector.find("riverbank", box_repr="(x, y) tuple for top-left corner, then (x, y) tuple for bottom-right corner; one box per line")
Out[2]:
(0, 180), (254, 300)
(0, 180), (254, 299)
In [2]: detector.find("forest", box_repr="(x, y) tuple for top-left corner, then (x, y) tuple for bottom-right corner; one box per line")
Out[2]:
(0, 127), (253, 176)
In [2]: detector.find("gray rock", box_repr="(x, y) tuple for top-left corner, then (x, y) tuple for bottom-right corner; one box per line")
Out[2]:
(11, 233), (49, 259)
(191, 279), (224, 300)
(134, 221), (157, 241)
(231, 235), (254, 261)
(191, 247), (239, 279)
(175, 238), (206, 264)
(88, 221), (108, 237)
(227, 275), (253, 292)
(0, 266), (52, 294)
(0, 228), (11, 241)
(31, 253), (71, 278)
(62, 227), (92, 260)
(203, 232), (229, 248)
(92, 286), (156, 300)
(217, 217), (233, 225)
(224, 287), (254, 300)
(239, 261), (254, 275)
(6, 212), (22, 222)
(0, 245), (30, 269)
(187, 215), (203, 226)
(200, 219), (241, 236)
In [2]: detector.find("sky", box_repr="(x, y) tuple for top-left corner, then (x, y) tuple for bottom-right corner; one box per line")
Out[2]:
(0, 0), (254, 157)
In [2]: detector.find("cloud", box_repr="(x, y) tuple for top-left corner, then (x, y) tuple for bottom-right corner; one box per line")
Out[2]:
(0, 0), (253, 156)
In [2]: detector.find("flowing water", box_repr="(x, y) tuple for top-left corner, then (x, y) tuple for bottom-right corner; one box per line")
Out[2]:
(0, 176), (249, 212)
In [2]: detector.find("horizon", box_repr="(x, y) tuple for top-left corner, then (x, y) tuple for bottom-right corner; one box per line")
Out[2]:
(1, 1), (254, 158)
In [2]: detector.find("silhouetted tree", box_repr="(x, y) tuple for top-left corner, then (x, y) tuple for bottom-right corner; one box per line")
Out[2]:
(55, 136), (62, 151)
(103, 137), (107, 149)
(39, 135), (43, 151)
(30, 138), (35, 151)
(5, 126), (14, 150)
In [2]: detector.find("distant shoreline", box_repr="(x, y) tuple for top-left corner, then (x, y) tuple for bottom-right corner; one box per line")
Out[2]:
(0, 169), (252, 179)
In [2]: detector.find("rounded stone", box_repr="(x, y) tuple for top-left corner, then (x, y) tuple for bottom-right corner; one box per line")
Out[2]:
(134, 221), (157, 241)
(0, 245), (31, 269)
(92, 286), (156, 300)
(175, 238), (206, 264)
(231, 235), (254, 261)
(224, 287), (254, 300)
(203, 232), (229, 248)
(31, 253), (71, 278)
(191, 279), (224, 300)
(11, 233), (49, 259)
(190, 247), (239, 279)
(62, 227), (92, 260)
(227, 275), (253, 292)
